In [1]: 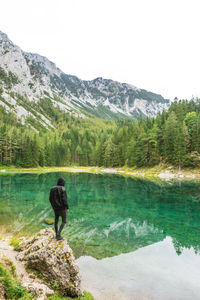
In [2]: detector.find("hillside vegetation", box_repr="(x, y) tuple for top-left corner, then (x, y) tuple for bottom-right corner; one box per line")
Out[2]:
(0, 99), (200, 169)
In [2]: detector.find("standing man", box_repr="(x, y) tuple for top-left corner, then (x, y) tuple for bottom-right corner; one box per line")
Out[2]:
(49, 177), (69, 240)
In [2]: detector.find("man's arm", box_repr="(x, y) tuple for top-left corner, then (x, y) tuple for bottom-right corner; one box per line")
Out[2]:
(62, 187), (69, 210)
(49, 188), (54, 208)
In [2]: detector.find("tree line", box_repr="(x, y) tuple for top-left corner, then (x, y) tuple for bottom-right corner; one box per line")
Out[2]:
(1, 98), (200, 168)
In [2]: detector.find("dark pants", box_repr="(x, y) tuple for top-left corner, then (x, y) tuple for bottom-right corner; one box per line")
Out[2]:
(54, 209), (66, 236)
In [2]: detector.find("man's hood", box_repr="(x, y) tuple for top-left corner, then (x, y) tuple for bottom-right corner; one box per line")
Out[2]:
(57, 177), (65, 186)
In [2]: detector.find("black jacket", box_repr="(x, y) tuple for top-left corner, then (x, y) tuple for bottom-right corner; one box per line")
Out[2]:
(49, 177), (69, 210)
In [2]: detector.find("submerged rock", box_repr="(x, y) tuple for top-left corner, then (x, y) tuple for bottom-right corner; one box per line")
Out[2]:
(44, 218), (54, 225)
(17, 228), (83, 297)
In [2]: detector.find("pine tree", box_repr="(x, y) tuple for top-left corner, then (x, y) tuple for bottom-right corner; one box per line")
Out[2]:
(184, 112), (199, 152)
(174, 122), (187, 168)
(164, 112), (178, 165)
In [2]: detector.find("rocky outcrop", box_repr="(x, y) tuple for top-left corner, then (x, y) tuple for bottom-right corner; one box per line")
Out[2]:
(17, 228), (83, 297)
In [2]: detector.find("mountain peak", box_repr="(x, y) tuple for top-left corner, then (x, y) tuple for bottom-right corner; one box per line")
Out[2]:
(0, 31), (9, 40)
(0, 31), (170, 130)
(93, 77), (104, 82)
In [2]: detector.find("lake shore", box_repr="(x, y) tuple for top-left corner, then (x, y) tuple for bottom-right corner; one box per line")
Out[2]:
(0, 165), (200, 181)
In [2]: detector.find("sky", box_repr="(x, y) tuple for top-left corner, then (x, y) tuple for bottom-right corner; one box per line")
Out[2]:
(1, 0), (200, 100)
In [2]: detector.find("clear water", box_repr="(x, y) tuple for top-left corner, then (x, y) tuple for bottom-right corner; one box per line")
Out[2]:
(0, 172), (200, 259)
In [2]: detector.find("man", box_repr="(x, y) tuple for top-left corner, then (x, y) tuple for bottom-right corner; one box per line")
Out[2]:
(49, 177), (69, 240)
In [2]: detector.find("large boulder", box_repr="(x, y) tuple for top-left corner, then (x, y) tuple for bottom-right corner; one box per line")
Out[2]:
(17, 228), (83, 297)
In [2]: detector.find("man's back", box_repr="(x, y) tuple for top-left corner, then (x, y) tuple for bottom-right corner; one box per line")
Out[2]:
(49, 185), (66, 210)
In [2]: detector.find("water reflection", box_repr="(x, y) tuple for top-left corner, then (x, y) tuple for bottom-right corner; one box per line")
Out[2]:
(77, 237), (200, 300)
(0, 173), (200, 258)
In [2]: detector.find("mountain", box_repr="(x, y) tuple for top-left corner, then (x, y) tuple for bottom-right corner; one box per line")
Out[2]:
(0, 31), (170, 128)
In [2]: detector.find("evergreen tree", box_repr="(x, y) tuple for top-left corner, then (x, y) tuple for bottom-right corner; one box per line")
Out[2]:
(164, 112), (178, 165)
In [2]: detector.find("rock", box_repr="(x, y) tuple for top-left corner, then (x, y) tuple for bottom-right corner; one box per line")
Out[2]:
(17, 228), (83, 297)
(22, 281), (54, 299)
(44, 218), (54, 225)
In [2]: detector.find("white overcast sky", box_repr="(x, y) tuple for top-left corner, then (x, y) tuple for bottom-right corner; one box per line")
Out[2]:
(1, 0), (200, 100)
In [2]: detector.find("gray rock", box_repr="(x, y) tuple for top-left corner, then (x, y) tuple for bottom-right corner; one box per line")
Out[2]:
(22, 281), (54, 300)
(17, 228), (83, 297)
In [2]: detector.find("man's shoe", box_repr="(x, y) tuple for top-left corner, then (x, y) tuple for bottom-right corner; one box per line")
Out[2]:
(56, 235), (63, 241)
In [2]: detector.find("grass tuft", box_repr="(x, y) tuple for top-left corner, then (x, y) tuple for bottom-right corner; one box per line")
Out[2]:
(10, 237), (21, 251)
(48, 290), (95, 300)
(2, 258), (16, 277)
(0, 263), (32, 299)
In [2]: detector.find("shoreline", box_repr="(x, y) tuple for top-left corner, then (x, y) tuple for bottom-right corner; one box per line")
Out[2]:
(0, 165), (200, 181)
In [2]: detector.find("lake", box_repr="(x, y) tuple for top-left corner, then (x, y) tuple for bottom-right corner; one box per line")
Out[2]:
(0, 172), (200, 299)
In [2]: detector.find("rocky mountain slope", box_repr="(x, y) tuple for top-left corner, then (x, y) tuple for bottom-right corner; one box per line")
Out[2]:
(0, 31), (170, 128)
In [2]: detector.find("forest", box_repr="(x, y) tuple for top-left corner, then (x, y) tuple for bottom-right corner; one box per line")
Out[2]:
(0, 98), (200, 168)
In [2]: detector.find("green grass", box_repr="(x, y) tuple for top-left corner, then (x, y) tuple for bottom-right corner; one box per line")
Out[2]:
(2, 259), (16, 277)
(9, 237), (21, 251)
(0, 263), (32, 299)
(48, 290), (95, 300)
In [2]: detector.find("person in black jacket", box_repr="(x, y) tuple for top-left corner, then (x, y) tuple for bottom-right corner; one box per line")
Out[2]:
(49, 177), (69, 240)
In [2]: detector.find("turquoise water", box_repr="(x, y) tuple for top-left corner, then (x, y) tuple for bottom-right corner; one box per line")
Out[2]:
(0, 172), (200, 259)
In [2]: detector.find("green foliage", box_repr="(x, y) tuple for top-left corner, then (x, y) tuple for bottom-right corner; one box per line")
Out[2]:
(10, 237), (20, 251)
(2, 259), (16, 277)
(0, 263), (32, 299)
(184, 151), (200, 167)
(52, 280), (58, 289)
(48, 290), (95, 300)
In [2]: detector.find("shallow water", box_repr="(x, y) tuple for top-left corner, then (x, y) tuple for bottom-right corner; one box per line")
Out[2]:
(0, 172), (200, 299)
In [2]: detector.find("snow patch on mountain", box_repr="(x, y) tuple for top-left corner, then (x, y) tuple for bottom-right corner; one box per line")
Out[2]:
(0, 30), (170, 129)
